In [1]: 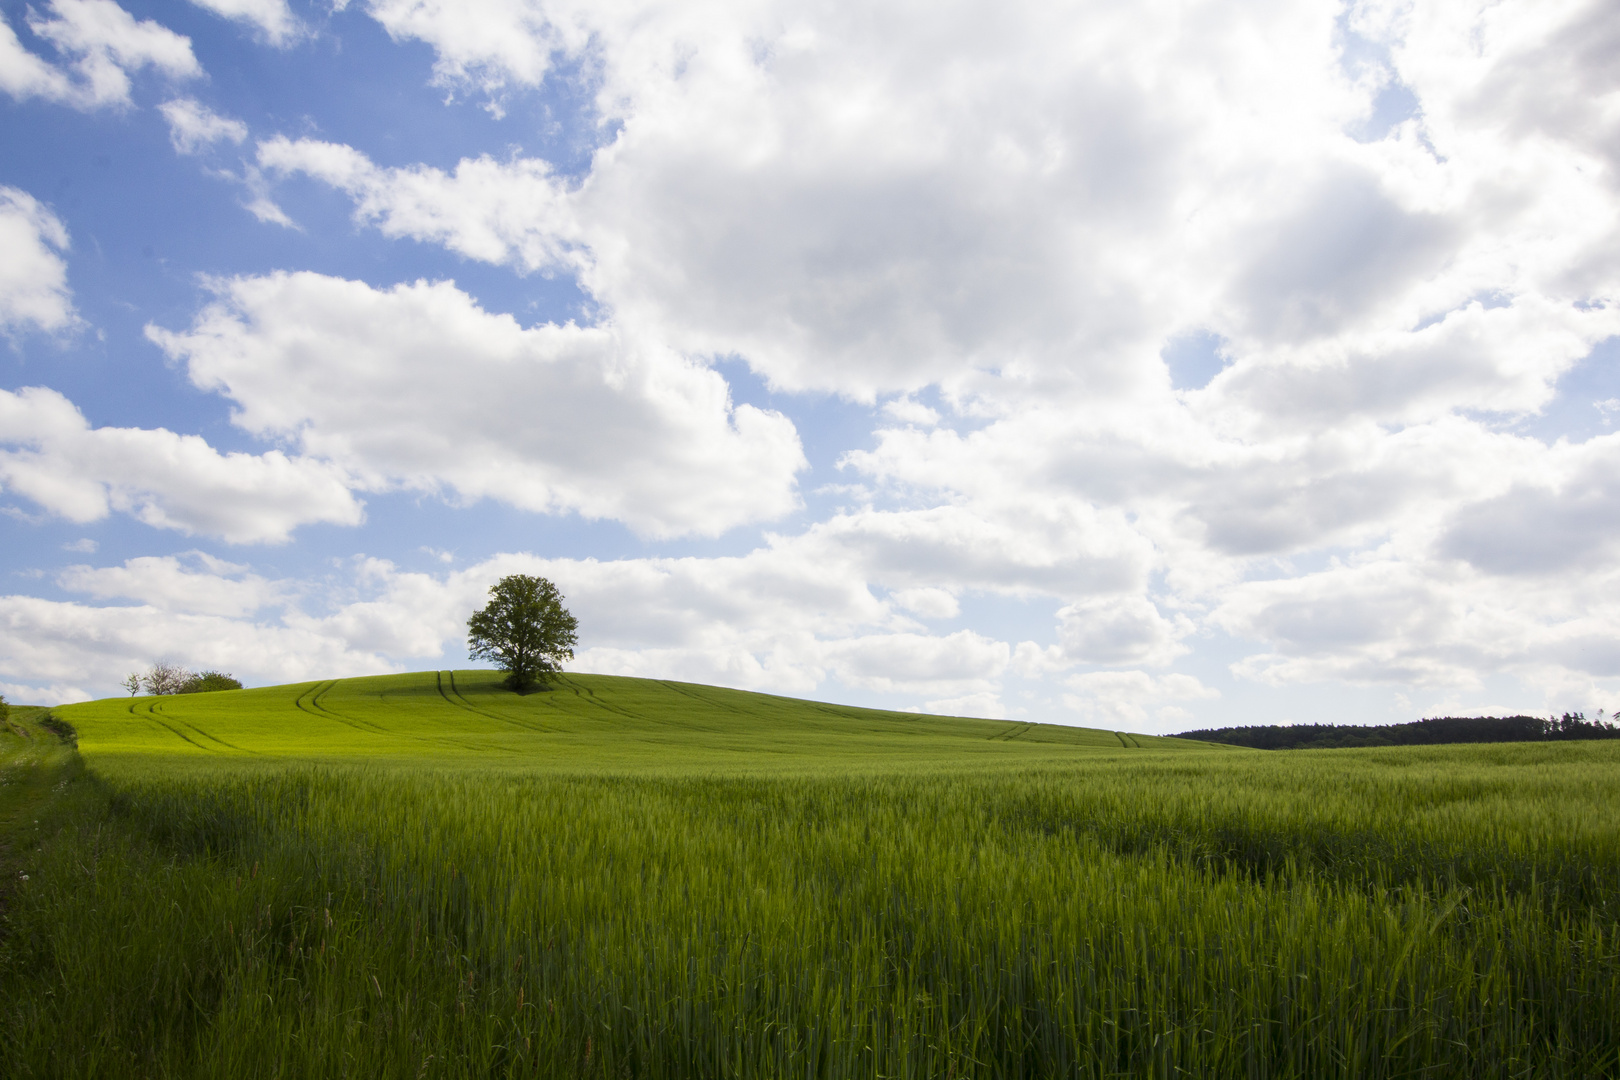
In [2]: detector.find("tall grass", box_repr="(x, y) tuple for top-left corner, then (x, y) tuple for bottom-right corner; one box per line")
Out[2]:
(2, 677), (1618, 1077)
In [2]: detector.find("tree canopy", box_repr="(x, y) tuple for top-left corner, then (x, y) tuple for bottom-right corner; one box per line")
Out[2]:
(467, 575), (579, 691)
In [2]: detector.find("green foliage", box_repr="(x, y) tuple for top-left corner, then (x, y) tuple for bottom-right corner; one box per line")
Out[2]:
(1, 674), (1614, 1077)
(467, 575), (579, 691)
(34, 712), (76, 747)
(0, 691), (8, 725)
(177, 671), (243, 694)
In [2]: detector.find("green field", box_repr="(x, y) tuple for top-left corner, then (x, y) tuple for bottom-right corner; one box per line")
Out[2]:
(2, 672), (1618, 1077)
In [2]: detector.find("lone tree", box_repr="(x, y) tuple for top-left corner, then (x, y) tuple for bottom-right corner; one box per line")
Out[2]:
(467, 574), (579, 692)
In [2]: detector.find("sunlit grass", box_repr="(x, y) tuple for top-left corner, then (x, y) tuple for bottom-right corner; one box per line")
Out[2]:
(1, 673), (1615, 1077)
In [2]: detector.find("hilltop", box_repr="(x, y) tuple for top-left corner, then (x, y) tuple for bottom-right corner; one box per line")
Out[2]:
(57, 669), (1205, 770)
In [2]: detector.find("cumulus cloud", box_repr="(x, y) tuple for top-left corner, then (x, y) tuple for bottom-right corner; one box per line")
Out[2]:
(0, 187), (75, 333)
(1437, 435), (1620, 577)
(1056, 597), (1193, 668)
(160, 97), (249, 154)
(819, 630), (1009, 697)
(147, 271), (806, 538)
(188, 0), (304, 47)
(361, 0), (571, 95)
(0, 386), (364, 543)
(889, 587), (958, 620)
(57, 552), (289, 617)
(257, 136), (576, 271)
(0, 0), (199, 109)
(1063, 671), (1220, 727)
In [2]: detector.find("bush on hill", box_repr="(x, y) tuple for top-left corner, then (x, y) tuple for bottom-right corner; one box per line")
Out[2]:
(1176, 712), (1620, 749)
(131, 664), (242, 696)
(178, 671), (243, 694)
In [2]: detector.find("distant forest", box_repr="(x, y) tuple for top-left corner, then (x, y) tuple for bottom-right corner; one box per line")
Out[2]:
(1175, 713), (1620, 750)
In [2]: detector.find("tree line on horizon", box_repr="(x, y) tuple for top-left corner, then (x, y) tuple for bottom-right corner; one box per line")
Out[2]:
(1175, 712), (1620, 750)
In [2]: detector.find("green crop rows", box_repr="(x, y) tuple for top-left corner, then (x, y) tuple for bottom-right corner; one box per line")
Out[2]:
(2, 671), (1617, 1077)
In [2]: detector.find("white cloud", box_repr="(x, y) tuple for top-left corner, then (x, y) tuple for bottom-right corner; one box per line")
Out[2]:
(1056, 596), (1193, 668)
(256, 137), (576, 272)
(160, 97), (248, 154)
(791, 504), (1150, 598)
(57, 552), (289, 617)
(0, 678), (93, 705)
(0, 187), (75, 333)
(188, 0), (304, 47)
(1063, 671), (1220, 728)
(889, 587), (958, 620)
(1, 0), (199, 110)
(0, 386), (364, 543)
(0, 16), (73, 102)
(818, 630), (1009, 696)
(361, 0), (573, 95)
(922, 691), (1007, 720)
(146, 271), (806, 538)
(1210, 550), (1620, 695)
(881, 397), (940, 428)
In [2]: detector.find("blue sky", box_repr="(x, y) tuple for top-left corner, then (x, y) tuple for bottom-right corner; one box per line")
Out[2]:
(3, 0), (1619, 732)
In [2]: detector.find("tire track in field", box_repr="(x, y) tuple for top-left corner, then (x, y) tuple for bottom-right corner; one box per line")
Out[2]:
(168, 713), (254, 753)
(293, 678), (483, 751)
(139, 700), (255, 753)
(439, 671), (545, 732)
(657, 681), (754, 717)
(294, 681), (392, 737)
(135, 701), (214, 752)
(990, 723), (1034, 741)
(312, 681), (395, 733)
(556, 679), (642, 721)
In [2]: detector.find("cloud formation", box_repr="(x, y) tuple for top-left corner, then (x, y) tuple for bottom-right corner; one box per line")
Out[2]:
(0, 187), (75, 333)
(187, 0), (303, 47)
(0, 386), (363, 543)
(0, 0), (199, 110)
(257, 137), (575, 271)
(160, 97), (248, 153)
(147, 272), (806, 538)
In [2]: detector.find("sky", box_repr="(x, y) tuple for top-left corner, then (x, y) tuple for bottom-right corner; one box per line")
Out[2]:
(1, 0), (1618, 733)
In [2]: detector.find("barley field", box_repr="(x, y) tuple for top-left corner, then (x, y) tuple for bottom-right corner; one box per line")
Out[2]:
(1, 671), (1617, 1077)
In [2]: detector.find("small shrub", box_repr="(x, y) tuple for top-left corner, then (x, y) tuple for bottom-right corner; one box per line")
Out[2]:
(178, 672), (243, 694)
(36, 712), (77, 747)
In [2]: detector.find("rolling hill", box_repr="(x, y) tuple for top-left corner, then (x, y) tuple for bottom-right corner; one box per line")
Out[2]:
(57, 669), (1203, 769)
